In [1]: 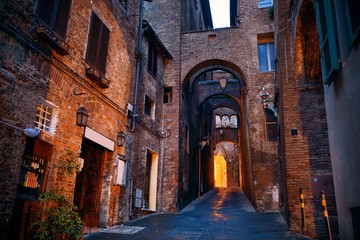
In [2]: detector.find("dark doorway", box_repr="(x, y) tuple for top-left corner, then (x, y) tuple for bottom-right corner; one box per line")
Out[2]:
(74, 139), (105, 228)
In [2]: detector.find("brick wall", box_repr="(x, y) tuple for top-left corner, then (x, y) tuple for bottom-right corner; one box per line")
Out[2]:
(144, 0), (279, 212)
(0, 0), (136, 237)
(275, 0), (338, 238)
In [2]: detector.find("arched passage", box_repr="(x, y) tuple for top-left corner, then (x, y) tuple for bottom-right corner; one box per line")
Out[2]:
(178, 63), (254, 210)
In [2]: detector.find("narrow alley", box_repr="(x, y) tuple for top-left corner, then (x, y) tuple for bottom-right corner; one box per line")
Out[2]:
(85, 188), (310, 240)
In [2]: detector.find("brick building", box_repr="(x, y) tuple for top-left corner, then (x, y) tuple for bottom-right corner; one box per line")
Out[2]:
(3, 0), (359, 239)
(274, 0), (359, 239)
(0, 0), (139, 238)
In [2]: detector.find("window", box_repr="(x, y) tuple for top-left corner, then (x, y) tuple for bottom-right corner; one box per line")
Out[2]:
(259, 0), (273, 8)
(35, 104), (52, 132)
(147, 41), (158, 77)
(36, 0), (72, 39)
(315, 0), (339, 85)
(164, 87), (172, 103)
(18, 154), (48, 197)
(35, 103), (57, 133)
(346, 0), (360, 42)
(86, 12), (110, 75)
(221, 115), (230, 128)
(230, 115), (238, 128)
(265, 108), (278, 141)
(215, 115), (222, 128)
(114, 154), (127, 186)
(144, 95), (155, 120)
(258, 42), (275, 72)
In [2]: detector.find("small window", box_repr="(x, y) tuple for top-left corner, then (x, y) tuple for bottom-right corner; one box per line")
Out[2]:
(35, 103), (57, 133)
(258, 0), (273, 8)
(144, 95), (155, 120)
(36, 0), (72, 39)
(164, 87), (172, 103)
(265, 108), (278, 141)
(147, 41), (158, 78)
(35, 104), (52, 132)
(258, 42), (275, 72)
(315, 0), (339, 85)
(18, 154), (48, 197)
(86, 12), (110, 75)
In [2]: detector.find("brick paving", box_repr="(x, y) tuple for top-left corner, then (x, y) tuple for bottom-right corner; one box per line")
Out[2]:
(85, 188), (312, 240)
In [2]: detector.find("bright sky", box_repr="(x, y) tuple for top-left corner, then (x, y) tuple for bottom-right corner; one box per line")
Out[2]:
(209, 0), (230, 29)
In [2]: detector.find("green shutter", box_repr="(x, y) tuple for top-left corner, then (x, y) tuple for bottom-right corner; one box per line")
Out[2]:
(345, 0), (360, 43)
(315, 0), (339, 85)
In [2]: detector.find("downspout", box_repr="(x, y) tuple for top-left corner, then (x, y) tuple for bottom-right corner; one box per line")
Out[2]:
(131, 0), (148, 132)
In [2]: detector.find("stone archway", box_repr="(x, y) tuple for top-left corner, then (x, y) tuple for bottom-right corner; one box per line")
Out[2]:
(178, 64), (253, 210)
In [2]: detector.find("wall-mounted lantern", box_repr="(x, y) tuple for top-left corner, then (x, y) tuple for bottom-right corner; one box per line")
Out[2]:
(117, 131), (126, 147)
(219, 78), (227, 90)
(257, 87), (270, 103)
(76, 107), (88, 126)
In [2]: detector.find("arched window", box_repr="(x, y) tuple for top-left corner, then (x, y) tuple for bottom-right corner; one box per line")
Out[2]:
(230, 115), (238, 128)
(215, 115), (221, 128)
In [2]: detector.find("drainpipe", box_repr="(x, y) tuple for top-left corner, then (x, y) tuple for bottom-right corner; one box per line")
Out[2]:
(131, 0), (152, 132)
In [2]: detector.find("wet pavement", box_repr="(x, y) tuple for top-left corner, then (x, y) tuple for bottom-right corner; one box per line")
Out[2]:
(85, 188), (311, 240)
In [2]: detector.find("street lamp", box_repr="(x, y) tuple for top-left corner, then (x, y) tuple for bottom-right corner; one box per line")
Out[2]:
(76, 107), (88, 126)
(117, 131), (126, 147)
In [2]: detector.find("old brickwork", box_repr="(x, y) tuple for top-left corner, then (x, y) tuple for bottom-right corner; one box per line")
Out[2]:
(144, 0), (279, 212)
(0, 0), (137, 237)
(275, 0), (337, 238)
(143, 0), (182, 213)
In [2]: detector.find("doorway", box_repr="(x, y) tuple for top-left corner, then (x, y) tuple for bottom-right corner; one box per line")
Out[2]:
(214, 150), (227, 187)
(73, 139), (105, 228)
(144, 150), (158, 211)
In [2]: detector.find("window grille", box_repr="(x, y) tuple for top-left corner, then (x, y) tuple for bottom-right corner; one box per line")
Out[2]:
(35, 104), (52, 132)
(18, 154), (47, 197)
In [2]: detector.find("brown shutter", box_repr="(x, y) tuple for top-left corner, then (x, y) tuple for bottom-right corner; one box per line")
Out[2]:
(55, 0), (71, 38)
(37, 0), (55, 27)
(86, 13), (101, 69)
(98, 24), (110, 74)
(86, 13), (110, 75)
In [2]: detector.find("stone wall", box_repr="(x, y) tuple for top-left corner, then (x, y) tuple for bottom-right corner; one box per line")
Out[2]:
(0, 0), (136, 237)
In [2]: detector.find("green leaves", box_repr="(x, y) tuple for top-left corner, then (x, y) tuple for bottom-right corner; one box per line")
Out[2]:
(31, 192), (83, 240)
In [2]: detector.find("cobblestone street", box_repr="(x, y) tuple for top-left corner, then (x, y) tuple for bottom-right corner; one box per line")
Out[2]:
(85, 188), (311, 240)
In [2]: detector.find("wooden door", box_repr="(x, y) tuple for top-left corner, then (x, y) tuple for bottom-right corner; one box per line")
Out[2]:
(74, 139), (104, 227)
